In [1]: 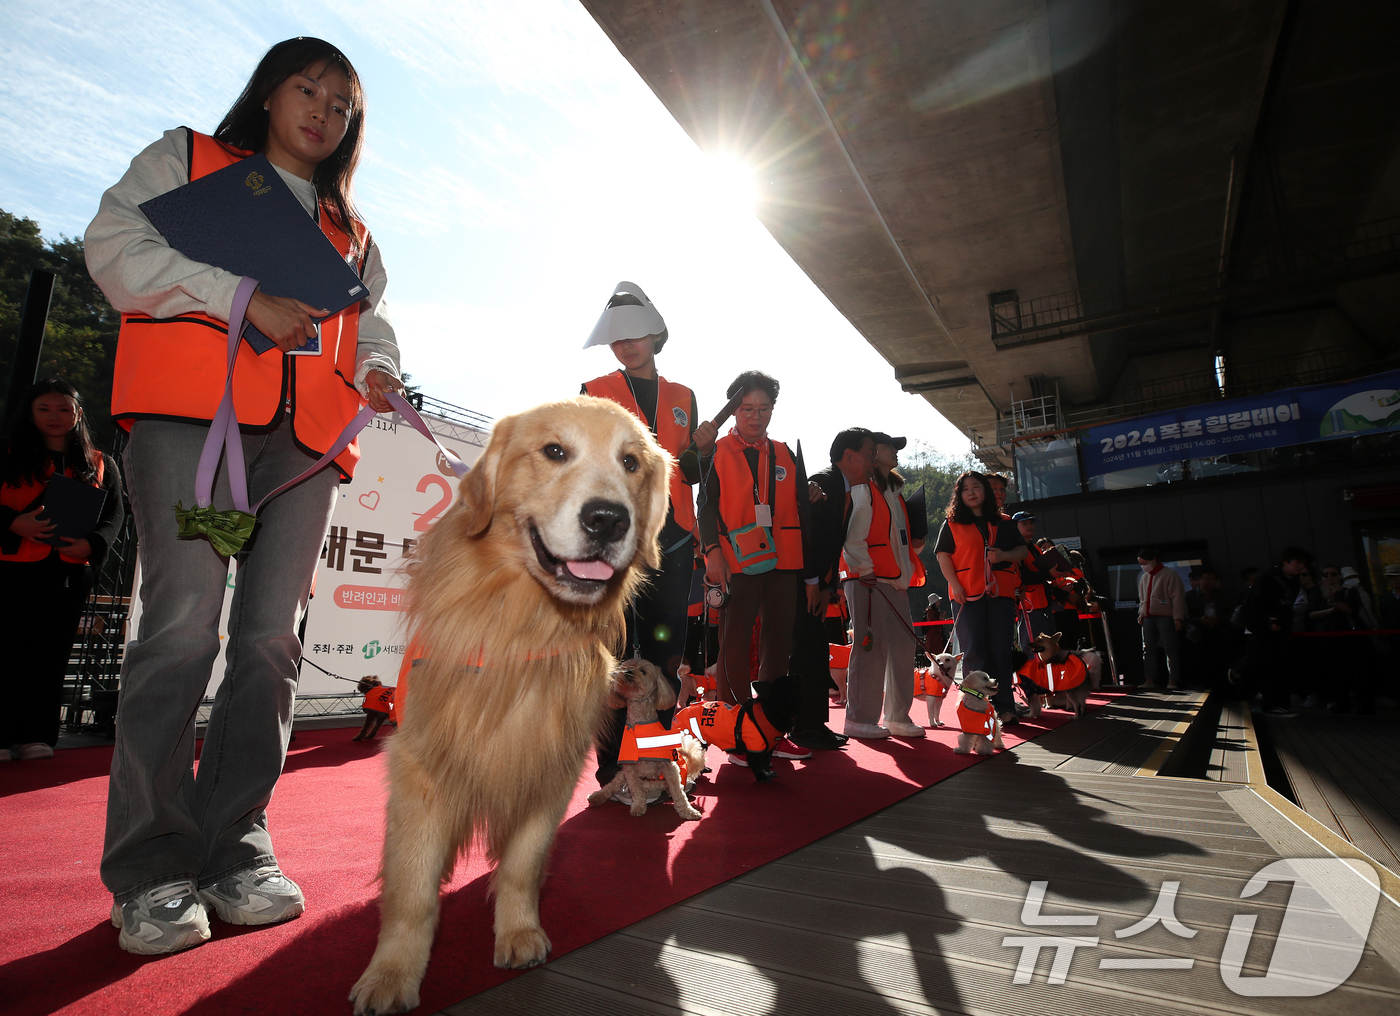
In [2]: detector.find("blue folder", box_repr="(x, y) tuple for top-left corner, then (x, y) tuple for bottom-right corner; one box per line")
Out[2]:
(139, 152), (368, 354)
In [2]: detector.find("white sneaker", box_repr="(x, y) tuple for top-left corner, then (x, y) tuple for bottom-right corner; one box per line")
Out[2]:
(843, 722), (890, 739)
(14, 742), (54, 760)
(198, 864), (304, 926)
(112, 879), (210, 955)
(885, 720), (927, 738)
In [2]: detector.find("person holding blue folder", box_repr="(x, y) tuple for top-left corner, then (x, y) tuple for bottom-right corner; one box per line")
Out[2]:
(85, 38), (403, 956)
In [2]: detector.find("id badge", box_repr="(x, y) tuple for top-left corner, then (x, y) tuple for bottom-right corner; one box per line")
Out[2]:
(753, 503), (773, 528)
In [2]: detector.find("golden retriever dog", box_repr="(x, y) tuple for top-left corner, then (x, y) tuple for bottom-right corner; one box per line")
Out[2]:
(350, 397), (670, 1015)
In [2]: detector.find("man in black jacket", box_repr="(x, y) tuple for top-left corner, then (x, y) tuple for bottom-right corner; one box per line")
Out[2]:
(1241, 546), (1309, 716)
(785, 428), (875, 750)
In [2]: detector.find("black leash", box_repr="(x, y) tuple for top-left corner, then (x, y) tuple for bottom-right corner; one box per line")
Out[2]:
(298, 657), (362, 684)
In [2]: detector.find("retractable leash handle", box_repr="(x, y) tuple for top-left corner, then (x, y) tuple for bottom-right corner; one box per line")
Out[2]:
(179, 277), (469, 555)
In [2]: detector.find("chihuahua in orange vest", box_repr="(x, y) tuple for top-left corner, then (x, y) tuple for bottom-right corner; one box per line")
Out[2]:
(1015, 632), (1101, 720)
(913, 652), (961, 728)
(588, 659), (705, 819)
(954, 670), (1005, 755)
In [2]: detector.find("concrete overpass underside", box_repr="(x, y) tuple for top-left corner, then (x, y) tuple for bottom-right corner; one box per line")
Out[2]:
(581, 0), (1400, 465)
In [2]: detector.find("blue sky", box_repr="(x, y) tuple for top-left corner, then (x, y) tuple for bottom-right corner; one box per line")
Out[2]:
(1, 0), (969, 460)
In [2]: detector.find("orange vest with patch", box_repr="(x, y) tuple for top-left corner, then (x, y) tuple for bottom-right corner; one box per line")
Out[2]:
(958, 699), (995, 738)
(673, 698), (781, 754)
(913, 668), (948, 698)
(1017, 654), (1087, 693)
(1020, 544), (1049, 610)
(362, 685), (395, 715)
(712, 434), (802, 573)
(946, 518), (1016, 599)
(583, 371), (696, 533)
(618, 720), (687, 763)
(111, 130), (367, 479)
(0, 453), (105, 564)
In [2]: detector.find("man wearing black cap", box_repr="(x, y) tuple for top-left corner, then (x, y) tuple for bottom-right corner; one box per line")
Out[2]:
(784, 428), (876, 750)
(1012, 511), (1054, 651)
(842, 432), (926, 739)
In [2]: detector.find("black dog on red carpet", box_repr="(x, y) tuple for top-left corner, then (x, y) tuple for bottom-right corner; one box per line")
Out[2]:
(671, 673), (800, 782)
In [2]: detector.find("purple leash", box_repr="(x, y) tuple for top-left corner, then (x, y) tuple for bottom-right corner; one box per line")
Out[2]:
(195, 277), (467, 523)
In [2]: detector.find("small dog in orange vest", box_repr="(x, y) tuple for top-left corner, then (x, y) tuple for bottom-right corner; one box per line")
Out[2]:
(1015, 632), (1101, 720)
(352, 676), (395, 741)
(588, 659), (705, 819)
(913, 652), (961, 727)
(954, 670), (1005, 755)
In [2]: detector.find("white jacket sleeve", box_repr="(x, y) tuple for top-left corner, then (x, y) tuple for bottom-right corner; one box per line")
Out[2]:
(842, 483), (874, 577)
(84, 129), (244, 323)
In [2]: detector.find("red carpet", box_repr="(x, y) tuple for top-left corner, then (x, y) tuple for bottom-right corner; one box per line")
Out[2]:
(1, 696), (1114, 1016)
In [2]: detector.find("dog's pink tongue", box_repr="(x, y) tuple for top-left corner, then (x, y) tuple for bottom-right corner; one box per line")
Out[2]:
(566, 559), (615, 581)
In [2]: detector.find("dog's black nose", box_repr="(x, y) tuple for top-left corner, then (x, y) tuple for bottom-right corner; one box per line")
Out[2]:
(579, 500), (630, 544)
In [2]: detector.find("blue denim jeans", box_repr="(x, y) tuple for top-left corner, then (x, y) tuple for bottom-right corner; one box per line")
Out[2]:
(102, 420), (338, 902)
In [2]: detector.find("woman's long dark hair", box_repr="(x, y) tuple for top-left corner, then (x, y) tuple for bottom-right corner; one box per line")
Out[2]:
(2, 379), (99, 487)
(944, 471), (995, 524)
(215, 38), (366, 258)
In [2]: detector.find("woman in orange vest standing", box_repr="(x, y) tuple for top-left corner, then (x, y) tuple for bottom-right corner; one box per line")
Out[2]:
(0, 380), (124, 761)
(697, 371), (810, 763)
(580, 282), (717, 794)
(934, 472), (1027, 725)
(84, 38), (402, 956)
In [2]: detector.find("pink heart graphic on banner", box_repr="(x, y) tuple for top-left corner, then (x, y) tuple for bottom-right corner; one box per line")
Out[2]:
(358, 490), (380, 511)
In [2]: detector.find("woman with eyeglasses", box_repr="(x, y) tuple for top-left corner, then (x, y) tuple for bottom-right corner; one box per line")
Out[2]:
(696, 371), (811, 764)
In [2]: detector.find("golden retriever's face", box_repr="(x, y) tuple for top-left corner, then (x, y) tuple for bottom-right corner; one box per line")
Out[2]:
(457, 397), (671, 606)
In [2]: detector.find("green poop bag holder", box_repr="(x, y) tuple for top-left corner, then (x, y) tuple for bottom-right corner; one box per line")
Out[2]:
(176, 276), (468, 556)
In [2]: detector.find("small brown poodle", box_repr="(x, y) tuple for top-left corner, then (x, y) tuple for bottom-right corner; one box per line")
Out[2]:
(588, 659), (704, 819)
(353, 676), (395, 741)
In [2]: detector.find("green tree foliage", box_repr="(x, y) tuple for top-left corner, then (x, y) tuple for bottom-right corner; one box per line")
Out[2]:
(1, 210), (121, 451)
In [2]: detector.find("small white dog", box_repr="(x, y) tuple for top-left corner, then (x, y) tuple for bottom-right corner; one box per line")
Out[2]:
(954, 670), (1005, 755)
(913, 652), (961, 727)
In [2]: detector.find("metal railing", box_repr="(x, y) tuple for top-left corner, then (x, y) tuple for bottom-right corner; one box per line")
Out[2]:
(989, 215), (1400, 348)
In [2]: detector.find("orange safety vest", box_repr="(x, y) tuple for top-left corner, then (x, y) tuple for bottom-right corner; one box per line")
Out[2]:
(1017, 654), (1087, 693)
(111, 130), (368, 479)
(362, 685), (396, 715)
(583, 371), (696, 533)
(1020, 544), (1049, 610)
(673, 698), (781, 755)
(617, 719), (687, 764)
(712, 434), (803, 573)
(842, 483), (923, 583)
(945, 518), (1014, 599)
(958, 699), (996, 739)
(0, 453), (105, 564)
(913, 668), (948, 698)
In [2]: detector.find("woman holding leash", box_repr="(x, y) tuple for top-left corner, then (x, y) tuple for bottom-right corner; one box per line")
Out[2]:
(0, 380), (124, 760)
(85, 37), (401, 955)
(935, 472), (1026, 725)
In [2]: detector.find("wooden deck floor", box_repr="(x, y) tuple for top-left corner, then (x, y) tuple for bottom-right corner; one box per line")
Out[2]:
(442, 694), (1400, 1016)
(1268, 713), (1400, 874)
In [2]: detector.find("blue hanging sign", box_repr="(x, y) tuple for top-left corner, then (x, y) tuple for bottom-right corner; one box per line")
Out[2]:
(1080, 369), (1400, 478)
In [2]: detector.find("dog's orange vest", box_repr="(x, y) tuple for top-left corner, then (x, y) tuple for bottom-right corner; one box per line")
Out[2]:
(0, 453), (104, 564)
(673, 698), (781, 754)
(913, 669), (948, 698)
(583, 371), (696, 533)
(362, 685), (395, 715)
(712, 434), (803, 573)
(828, 643), (852, 669)
(618, 720), (686, 763)
(111, 130), (368, 479)
(958, 700), (996, 739)
(1018, 654), (1087, 693)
